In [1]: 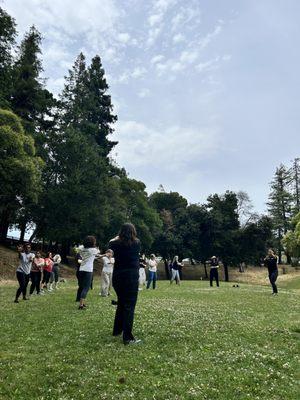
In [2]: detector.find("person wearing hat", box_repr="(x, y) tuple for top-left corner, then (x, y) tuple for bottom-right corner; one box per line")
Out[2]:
(209, 256), (220, 287)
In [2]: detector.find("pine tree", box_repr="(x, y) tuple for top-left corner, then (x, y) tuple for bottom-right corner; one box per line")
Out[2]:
(60, 53), (117, 158)
(290, 158), (300, 214)
(11, 25), (55, 139)
(267, 164), (294, 262)
(0, 7), (16, 108)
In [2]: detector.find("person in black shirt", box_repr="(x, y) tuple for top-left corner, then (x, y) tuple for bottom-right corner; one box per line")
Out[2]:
(264, 249), (278, 295)
(109, 223), (141, 345)
(208, 256), (220, 287)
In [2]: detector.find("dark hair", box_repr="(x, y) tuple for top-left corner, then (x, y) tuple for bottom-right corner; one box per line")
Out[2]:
(46, 252), (52, 258)
(118, 223), (137, 246)
(83, 235), (97, 248)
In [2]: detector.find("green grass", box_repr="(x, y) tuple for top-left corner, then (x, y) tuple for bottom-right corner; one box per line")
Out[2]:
(0, 280), (299, 400)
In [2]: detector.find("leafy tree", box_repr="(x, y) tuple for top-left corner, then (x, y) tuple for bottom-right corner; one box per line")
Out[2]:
(206, 191), (240, 280)
(267, 165), (293, 262)
(238, 215), (274, 264)
(0, 109), (43, 242)
(0, 7), (16, 108)
(282, 212), (300, 259)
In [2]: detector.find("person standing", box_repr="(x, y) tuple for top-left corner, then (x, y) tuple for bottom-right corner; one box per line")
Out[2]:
(170, 256), (182, 285)
(109, 223), (141, 345)
(29, 251), (44, 295)
(76, 236), (100, 309)
(100, 250), (115, 297)
(139, 254), (147, 290)
(52, 253), (62, 289)
(146, 254), (158, 289)
(14, 244), (35, 303)
(209, 256), (220, 287)
(264, 249), (279, 295)
(42, 253), (54, 291)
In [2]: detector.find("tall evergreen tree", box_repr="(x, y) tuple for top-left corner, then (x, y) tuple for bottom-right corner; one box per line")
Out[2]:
(60, 53), (117, 158)
(11, 25), (55, 140)
(290, 158), (300, 214)
(0, 7), (16, 108)
(267, 164), (293, 262)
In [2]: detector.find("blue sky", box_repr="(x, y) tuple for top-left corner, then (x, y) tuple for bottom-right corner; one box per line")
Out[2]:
(4, 0), (300, 213)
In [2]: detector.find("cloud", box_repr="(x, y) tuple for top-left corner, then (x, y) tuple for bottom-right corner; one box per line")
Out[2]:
(114, 120), (219, 171)
(151, 54), (165, 64)
(131, 67), (147, 78)
(138, 88), (151, 98)
(117, 32), (131, 44)
(173, 33), (185, 43)
(199, 24), (223, 50)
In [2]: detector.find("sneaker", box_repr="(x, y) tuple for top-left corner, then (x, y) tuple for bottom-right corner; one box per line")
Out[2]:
(23, 297), (29, 300)
(78, 305), (85, 310)
(14, 299), (19, 303)
(123, 339), (142, 346)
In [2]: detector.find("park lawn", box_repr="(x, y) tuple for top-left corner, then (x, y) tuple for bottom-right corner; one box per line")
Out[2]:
(0, 280), (299, 400)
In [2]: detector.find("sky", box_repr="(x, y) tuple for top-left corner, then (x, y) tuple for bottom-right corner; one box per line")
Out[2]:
(3, 0), (300, 214)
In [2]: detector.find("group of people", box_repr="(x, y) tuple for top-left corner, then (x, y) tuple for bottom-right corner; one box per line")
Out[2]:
(14, 243), (61, 303)
(14, 224), (280, 346)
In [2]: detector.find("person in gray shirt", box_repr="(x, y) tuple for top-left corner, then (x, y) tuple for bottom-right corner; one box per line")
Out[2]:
(14, 244), (35, 303)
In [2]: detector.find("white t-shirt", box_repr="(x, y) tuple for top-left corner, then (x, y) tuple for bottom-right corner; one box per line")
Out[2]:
(53, 254), (61, 264)
(148, 259), (157, 272)
(17, 252), (35, 275)
(102, 256), (115, 273)
(78, 247), (100, 272)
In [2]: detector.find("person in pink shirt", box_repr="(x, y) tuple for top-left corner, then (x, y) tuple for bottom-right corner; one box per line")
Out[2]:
(42, 252), (54, 292)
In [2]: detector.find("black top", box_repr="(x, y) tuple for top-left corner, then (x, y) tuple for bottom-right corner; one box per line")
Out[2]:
(172, 261), (180, 270)
(109, 239), (141, 271)
(210, 257), (219, 267)
(264, 256), (278, 273)
(139, 257), (147, 269)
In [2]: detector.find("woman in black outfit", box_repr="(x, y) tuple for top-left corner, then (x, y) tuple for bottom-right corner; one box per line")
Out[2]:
(264, 249), (279, 295)
(109, 223), (141, 345)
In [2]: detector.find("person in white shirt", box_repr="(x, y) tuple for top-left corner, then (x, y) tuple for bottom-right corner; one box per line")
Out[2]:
(51, 253), (61, 289)
(146, 254), (158, 289)
(100, 250), (114, 297)
(76, 236), (100, 309)
(14, 244), (35, 303)
(139, 254), (147, 290)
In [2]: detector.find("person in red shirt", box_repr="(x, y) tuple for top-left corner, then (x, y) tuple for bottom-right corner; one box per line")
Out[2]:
(30, 251), (44, 295)
(42, 252), (54, 292)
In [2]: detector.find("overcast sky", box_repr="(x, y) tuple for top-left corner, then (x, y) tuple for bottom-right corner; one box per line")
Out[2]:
(3, 0), (300, 213)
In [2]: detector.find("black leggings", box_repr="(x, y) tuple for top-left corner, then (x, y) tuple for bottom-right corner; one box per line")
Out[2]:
(210, 268), (219, 286)
(76, 271), (93, 300)
(30, 271), (41, 294)
(42, 270), (51, 285)
(112, 269), (139, 342)
(52, 265), (59, 283)
(15, 271), (30, 300)
(269, 270), (278, 293)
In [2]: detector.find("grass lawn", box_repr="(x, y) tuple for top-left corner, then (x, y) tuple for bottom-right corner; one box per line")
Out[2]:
(0, 280), (299, 400)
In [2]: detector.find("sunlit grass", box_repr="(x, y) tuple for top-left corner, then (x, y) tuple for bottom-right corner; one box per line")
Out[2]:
(0, 280), (299, 399)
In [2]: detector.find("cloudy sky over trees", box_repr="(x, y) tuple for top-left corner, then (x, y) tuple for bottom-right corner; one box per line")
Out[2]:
(5, 0), (300, 212)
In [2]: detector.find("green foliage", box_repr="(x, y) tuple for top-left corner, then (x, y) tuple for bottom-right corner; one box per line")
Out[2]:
(10, 25), (55, 137)
(0, 109), (43, 216)
(0, 7), (16, 108)
(282, 212), (300, 258)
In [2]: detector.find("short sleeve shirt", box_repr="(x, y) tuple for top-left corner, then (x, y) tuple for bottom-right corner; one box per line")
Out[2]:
(17, 252), (35, 275)
(79, 247), (100, 272)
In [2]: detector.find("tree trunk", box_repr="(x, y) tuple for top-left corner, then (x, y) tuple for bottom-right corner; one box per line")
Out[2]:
(61, 240), (70, 264)
(29, 227), (38, 242)
(164, 258), (170, 280)
(223, 262), (229, 282)
(19, 221), (27, 243)
(0, 209), (10, 243)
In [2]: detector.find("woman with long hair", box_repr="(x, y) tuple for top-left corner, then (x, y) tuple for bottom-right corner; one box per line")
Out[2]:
(29, 250), (44, 295)
(264, 249), (279, 295)
(170, 256), (182, 285)
(109, 223), (141, 345)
